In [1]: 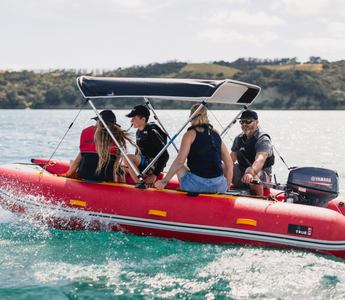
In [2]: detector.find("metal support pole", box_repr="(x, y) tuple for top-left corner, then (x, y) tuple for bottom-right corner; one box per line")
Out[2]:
(88, 100), (146, 186)
(141, 99), (208, 175)
(220, 106), (248, 137)
(144, 97), (179, 153)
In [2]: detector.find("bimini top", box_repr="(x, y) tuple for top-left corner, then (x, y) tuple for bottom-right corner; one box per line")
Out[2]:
(77, 76), (261, 105)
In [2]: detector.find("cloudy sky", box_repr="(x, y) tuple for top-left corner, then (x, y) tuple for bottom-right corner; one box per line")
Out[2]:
(1, 0), (345, 71)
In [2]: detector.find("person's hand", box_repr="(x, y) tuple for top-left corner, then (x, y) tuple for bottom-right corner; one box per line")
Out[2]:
(154, 180), (167, 190)
(242, 172), (254, 184)
(145, 174), (157, 185)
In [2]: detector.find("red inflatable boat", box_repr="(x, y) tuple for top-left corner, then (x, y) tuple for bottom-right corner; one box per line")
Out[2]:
(1, 77), (345, 260)
(1, 158), (345, 259)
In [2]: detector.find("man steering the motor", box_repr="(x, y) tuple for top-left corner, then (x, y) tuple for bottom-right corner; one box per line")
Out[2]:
(230, 110), (274, 196)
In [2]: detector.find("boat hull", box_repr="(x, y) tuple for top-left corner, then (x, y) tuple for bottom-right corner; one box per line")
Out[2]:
(1, 161), (345, 260)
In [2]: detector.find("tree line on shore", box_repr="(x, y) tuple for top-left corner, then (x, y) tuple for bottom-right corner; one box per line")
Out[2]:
(1, 58), (344, 109)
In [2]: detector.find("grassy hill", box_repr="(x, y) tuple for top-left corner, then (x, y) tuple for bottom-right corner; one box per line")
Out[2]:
(1, 60), (345, 109)
(178, 63), (240, 78)
(257, 63), (323, 72)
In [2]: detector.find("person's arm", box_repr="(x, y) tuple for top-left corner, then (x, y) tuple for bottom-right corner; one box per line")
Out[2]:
(241, 151), (268, 184)
(66, 152), (82, 177)
(230, 137), (238, 163)
(242, 134), (272, 184)
(230, 151), (237, 164)
(221, 141), (233, 190)
(154, 130), (194, 190)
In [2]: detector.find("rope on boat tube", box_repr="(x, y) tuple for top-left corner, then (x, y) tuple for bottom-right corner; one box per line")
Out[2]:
(39, 99), (89, 176)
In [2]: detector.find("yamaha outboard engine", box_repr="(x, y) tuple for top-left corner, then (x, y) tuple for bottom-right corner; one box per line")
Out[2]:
(285, 167), (339, 207)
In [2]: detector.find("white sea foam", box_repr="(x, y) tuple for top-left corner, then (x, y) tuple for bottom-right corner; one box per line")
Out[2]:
(0, 207), (15, 223)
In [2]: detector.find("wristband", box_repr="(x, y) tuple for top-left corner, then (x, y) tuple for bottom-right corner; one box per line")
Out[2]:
(162, 177), (169, 184)
(245, 172), (254, 177)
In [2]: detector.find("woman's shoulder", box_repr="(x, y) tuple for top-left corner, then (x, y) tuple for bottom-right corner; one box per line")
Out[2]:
(183, 128), (196, 141)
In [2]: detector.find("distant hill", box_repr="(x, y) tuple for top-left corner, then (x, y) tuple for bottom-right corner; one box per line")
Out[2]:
(178, 63), (240, 78)
(257, 63), (323, 72)
(1, 59), (345, 109)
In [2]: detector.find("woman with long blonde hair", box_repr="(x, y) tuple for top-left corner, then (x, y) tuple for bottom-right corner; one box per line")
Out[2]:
(67, 110), (137, 182)
(155, 104), (233, 193)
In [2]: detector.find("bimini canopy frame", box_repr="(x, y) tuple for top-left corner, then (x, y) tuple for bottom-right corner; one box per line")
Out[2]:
(76, 76), (261, 185)
(77, 77), (260, 105)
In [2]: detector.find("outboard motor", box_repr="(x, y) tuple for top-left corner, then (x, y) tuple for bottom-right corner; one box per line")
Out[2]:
(285, 167), (339, 207)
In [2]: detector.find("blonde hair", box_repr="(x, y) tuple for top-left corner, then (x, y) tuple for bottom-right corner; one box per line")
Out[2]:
(94, 121), (138, 177)
(190, 104), (219, 134)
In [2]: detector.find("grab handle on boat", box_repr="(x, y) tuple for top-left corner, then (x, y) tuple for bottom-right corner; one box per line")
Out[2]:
(135, 182), (149, 189)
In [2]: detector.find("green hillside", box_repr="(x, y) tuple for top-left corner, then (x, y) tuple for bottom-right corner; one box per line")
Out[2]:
(1, 59), (345, 109)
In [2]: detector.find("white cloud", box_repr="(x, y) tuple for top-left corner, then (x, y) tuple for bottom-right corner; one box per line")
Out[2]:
(273, 0), (345, 15)
(261, 31), (280, 41)
(110, 0), (177, 13)
(290, 37), (345, 54)
(198, 29), (279, 46)
(328, 22), (345, 38)
(214, 0), (251, 3)
(111, 0), (142, 9)
(209, 10), (285, 26)
(318, 17), (329, 23)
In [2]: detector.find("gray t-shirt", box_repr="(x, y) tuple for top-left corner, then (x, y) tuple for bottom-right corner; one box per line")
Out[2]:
(231, 128), (273, 173)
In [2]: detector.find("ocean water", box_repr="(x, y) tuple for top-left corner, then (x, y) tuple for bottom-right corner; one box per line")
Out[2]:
(1, 109), (345, 299)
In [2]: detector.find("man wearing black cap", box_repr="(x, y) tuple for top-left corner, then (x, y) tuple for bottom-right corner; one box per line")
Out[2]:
(230, 110), (274, 196)
(123, 105), (169, 185)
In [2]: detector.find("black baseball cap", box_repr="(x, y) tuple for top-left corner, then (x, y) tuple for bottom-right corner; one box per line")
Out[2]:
(125, 105), (150, 118)
(92, 110), (120, 127)
(238, 110), (258, 120)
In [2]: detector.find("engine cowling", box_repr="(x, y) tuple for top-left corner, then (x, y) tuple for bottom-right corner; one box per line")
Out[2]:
(286, 167), (339, 206)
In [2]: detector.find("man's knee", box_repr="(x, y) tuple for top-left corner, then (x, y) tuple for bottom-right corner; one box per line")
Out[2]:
(250, 184), (264, 196)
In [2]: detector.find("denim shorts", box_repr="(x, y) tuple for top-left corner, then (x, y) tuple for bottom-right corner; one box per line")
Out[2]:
(180, 172), (227, 193)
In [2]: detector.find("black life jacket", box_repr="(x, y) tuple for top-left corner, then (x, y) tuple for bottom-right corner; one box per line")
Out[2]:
(135, 123), (170, 176)
(187, 124), (223, 178)
(77, 126), (116, 181)
(147, 122), (167, 144)
(136, 122), (167, 153)
(236, 130), (275, 169)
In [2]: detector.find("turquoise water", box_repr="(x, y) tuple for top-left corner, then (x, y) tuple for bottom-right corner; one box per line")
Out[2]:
(1, 109), (345, 299)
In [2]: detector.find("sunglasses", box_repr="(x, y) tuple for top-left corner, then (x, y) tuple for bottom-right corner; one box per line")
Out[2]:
(239, 119), (254, 125)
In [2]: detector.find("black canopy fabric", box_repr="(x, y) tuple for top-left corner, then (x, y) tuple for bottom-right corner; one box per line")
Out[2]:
(77, 76), (260, 105)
